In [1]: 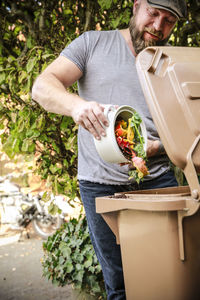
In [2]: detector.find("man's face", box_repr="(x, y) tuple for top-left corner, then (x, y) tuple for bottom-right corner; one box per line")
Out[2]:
(129, 0), (177, 54)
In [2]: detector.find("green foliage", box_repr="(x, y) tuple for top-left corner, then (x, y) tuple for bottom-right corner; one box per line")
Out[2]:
(0, 45), (78, 201)
(167, 0), (200, 46)
(98, 0), (113, 10)
(42, 215), (106, 299)
(130, 112), (145, 151)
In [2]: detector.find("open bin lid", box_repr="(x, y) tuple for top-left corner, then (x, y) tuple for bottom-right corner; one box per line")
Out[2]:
(136, 46), (200, 200)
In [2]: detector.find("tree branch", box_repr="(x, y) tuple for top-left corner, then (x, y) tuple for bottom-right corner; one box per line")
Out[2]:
(84, 0), (92, 32)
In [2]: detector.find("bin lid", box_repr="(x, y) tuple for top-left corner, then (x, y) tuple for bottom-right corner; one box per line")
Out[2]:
(136, 46), (200, 200)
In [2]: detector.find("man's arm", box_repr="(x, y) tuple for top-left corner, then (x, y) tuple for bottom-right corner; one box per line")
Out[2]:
(31, 56), (109, 140)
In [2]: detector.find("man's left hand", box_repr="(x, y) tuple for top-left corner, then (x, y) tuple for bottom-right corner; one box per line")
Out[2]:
(147, 139), (165, 157)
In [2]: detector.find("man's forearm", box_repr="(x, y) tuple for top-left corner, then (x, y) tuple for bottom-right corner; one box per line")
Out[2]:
(31, 73), (84, 116)
(31, 72), (109, 139)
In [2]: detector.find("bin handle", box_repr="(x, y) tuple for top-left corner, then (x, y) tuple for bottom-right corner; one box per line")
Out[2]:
(185, 134), (200, 202)
(147, 48), (163, 73)
(103, 104), (117, 119)
(178, 134), (200, 261)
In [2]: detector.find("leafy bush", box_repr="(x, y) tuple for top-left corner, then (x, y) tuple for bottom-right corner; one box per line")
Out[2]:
(42, 215), (106, 299)
(0, 45), (79, 203)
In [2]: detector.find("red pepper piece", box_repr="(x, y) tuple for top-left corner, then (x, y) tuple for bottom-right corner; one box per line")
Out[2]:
(115, 121), (127, 137)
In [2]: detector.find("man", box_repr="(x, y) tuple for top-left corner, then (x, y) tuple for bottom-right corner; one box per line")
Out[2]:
(32, 1), (187, 299)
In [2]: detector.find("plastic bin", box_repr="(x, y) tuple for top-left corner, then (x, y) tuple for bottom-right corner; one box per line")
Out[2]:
(96, 47), (200, 300)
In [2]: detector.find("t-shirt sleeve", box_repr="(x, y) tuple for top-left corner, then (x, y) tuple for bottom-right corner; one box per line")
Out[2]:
(60, 32), (89, 73)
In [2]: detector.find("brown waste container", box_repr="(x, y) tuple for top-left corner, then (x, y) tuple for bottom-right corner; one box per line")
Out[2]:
(96, 46), (200, 300)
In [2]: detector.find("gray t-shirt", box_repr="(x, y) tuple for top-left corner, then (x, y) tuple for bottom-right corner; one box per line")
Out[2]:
(61, 30), (170, 185)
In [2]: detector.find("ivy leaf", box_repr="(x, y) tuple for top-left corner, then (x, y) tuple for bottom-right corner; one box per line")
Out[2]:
(26, 128), (40, 138)
(59, 241), (72, 258)
(17, 119), (25, 133)
(2, 136), (15, 158)
(84, 257), (93, 268)
(26, 57), (37, 73)
(49, 164), (60, 174)
(59, 256), (65, 265)
(41, 191), (51, 202)
(18, 70), (27, 83)
(73, 270), (84, 282)
(75, 263), (82, 271)
(91, 281), (101, 293)
(21, 140), (30, 152)
(51, 141), (60, 154)
(0, 72), (6, 84)
(88, 266), (95, 273)
(64, 261), (73, 273)
(46, 241), (53, 252)
(42, 53), (55, 60)
(12, 138), (20, 153)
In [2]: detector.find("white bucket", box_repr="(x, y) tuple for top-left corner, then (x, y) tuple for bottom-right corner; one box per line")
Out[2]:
(94, 105), (147, 163)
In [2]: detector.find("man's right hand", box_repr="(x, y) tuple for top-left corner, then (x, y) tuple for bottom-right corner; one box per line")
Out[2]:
(71, 100), (109, 140)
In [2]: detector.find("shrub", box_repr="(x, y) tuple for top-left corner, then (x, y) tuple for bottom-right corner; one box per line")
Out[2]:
(42, 215), (106, 299)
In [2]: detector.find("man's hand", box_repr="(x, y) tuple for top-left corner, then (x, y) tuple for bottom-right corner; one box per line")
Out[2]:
(147, 139), (165, 157)
(71, 100), (109, 140)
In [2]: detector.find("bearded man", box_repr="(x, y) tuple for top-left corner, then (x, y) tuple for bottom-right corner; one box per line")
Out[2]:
(32, 1), (187, 299)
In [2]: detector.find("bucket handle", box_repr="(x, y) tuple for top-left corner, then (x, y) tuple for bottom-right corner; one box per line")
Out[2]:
(103, 104), (117, 119)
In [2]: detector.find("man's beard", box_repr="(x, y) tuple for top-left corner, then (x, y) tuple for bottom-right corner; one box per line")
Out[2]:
(129, 16), (170, 55)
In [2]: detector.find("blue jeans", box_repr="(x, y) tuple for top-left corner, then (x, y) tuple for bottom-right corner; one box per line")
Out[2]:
(79, 171), (178, 300)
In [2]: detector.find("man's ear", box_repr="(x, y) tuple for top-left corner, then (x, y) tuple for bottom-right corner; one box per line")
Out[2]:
(133, 0), (139, 15)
